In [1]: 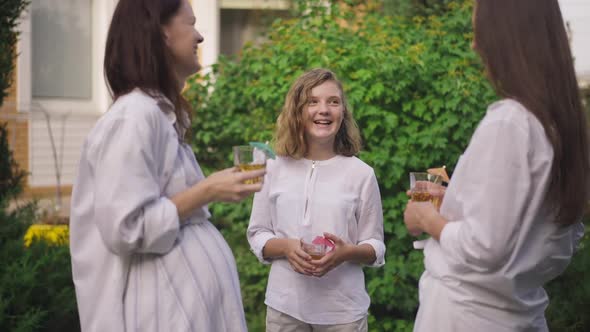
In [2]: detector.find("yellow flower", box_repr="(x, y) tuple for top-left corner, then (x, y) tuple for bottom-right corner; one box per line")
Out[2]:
(24, 224), (69, 247)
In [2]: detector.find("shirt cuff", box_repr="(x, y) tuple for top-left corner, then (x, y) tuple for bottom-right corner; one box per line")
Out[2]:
(250, 232), (277, 265)
(358, 238), (386, 267)
(140, 197), (180, 254)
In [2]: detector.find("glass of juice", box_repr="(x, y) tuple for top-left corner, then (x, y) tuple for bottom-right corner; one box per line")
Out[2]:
(409, 172), (442, 206)
(233, 145), (266, 184)
(301, 234), (334, 260)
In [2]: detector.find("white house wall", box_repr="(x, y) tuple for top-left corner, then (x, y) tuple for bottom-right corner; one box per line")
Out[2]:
(560, 0), (590, 80)
(29, 111), (99, 187)
(193, 0), (220, 73)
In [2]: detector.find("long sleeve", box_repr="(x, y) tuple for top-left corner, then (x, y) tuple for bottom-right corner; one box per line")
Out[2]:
(247, 168), (276, 264)
(90, 115), (179, 256)
(356, 171), (386, 267)
(439, 117), (531, 273)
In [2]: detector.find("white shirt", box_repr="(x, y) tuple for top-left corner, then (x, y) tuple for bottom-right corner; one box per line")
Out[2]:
(70, 90), (247, 332)
(414, 99), (585, 332)
(247, 155), (386, 325)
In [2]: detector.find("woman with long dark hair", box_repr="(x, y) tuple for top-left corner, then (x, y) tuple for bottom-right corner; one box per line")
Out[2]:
(403, 0), (589, 330)
(69, 1), (263, 331)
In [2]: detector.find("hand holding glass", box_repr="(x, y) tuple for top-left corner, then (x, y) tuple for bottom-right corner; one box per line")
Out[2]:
(301, 234), (334, 260)
(409, 172), (444, 209)
(409, 172), (444, 249)
(233, 145), (266, 184)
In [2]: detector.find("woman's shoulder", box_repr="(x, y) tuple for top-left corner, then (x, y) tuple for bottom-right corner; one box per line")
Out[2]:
(86, 89), (176, 153)
(479, 98), (548, 138)
(94, 90), (172, 134)
(109, 89), (170, 123)
(478, 98), (552, 154)
(485, 99), (537, 127)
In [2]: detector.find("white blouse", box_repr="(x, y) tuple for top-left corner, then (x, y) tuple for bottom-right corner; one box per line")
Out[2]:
(415, 99), (585, 332)
(247, 155), (386, 325)
(70, 89), (247, 332)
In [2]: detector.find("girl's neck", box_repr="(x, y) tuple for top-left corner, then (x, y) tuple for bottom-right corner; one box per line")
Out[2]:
(305, 142), (336, 161)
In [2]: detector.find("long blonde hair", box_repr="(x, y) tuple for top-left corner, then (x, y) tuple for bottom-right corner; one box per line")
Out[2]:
(273, 68), (362, 158)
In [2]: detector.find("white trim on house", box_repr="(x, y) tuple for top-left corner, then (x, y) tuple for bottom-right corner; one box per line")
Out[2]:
(193, 0), (220, 74)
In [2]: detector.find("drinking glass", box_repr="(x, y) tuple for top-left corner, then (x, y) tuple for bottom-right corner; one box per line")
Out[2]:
(301, 234), (333, 260)
(409, 172), (442, 206)
(233, 145), (266, 184)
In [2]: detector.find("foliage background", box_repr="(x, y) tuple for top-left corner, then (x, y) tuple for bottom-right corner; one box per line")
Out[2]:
(185, 0), (590, 330)
(0, 0), (29, 107)
(0, 124), (80, 332)
(188, 0), (467, 330)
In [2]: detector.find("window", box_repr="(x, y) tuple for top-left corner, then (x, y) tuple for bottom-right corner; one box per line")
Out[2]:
(31, 0), (92, 99)
(219, 9), (290, 57)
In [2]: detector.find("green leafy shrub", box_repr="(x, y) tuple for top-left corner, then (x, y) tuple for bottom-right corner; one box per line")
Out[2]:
(545, 231), (590, 332)
(382, 0), (452, 16)
(0, 0), (29, 106)
(0, 123), (26, 202)
(185, 1), (497, 330)
(0, 124), (79, 332)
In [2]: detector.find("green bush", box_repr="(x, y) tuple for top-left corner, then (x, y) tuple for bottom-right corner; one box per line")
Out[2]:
(545, 232), (590, 332)
(0, 123), (26, 202)
(185, 0), (496, 330)
(382, 0), (452, 16)
(0, 125), (79, 332)
(0, 0), (29, 106)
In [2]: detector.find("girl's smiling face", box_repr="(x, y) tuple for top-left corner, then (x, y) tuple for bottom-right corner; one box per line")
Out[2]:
(303, 80), (345, 149)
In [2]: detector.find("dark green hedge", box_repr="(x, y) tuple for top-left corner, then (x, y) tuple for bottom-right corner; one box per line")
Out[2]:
(0, 0), (28, 107)
(0, 124), (79, 332)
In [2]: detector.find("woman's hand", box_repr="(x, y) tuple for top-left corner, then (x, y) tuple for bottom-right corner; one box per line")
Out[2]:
(203, 167), (266, 203)
(406, 183), (446, 211)
(404, 201), (448, 240)
(309, 233), (350, 277)
(430, 184), (446, 211)
(172, 166), (265, 221)
(283, 238), (314, 275)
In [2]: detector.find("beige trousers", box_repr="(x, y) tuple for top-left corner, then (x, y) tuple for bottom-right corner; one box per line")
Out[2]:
(265, 306), (368, 332)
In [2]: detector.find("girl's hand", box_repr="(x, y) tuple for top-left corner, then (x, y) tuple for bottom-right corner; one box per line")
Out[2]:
(284, 238), (314, 275)
(309, 233), (349, 277)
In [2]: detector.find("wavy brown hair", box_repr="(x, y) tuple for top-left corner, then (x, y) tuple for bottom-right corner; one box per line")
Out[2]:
(104, 0), (192, 140)
(274, 68), (362, 158)
(474, 0), (590, 226)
